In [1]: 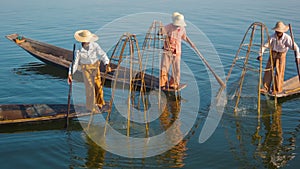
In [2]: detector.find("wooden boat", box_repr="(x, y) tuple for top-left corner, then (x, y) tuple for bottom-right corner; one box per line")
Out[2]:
(7, 34), (73, 69)
(0, 103), (109, 125)
(6, 33), (162, 90)
(261, 75), (300, 99)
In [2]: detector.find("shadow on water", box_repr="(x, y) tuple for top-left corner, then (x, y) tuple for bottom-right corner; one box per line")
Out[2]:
(276, 93), (300, 104)
(0, 119), (83, 133)
(12, 62), (117, 88)
(13, 62), (68, 79)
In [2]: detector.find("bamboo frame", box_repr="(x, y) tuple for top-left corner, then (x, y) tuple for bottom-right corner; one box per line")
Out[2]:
(226, 22), (276, 114)
(101, 20), (185, 137)
(233, 24), (257, 114)
(102, 33), (148, 137)
(103, 21), (179, 137)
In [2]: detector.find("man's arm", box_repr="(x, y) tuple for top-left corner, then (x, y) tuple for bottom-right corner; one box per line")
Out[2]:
(257, 39), (271, 61)
(287, 36), (300, 58)
(96, 43), (111, 72)
(68, 51), (80, 84)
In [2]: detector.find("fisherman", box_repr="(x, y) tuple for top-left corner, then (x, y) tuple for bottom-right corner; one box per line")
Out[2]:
(68, 30), (111, 113)
(258, 21), (300, 94)
(160, 12), (195, 90)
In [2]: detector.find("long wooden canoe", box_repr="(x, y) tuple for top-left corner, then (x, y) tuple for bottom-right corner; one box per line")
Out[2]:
(6, 33), (160, 89)
(0, 103), (109, 125)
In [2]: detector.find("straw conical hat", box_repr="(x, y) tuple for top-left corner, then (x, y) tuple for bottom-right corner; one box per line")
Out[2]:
(272, 21), (289, 33)
(74, 30), (99, 42)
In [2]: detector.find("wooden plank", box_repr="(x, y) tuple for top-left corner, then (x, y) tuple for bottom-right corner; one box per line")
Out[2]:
(261, 75), (300, 98)
(0, 104), (109, 125)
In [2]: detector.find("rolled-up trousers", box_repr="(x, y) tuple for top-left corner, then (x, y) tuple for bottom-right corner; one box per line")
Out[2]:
(81, 61), (105, 111)
(160, 52), (181, 88)
(263, 51), (286, 93)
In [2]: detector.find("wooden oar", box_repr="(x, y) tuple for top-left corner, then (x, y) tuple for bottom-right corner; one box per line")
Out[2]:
(192, 45), (226, 88)
(289, 24), (300, 82)
(66, 43), (76, 129)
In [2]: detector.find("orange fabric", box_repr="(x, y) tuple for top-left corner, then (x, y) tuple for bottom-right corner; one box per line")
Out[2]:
(95, 64), (105, 108)
(15, 39), (25, 44)
(81, 61), (105, 111)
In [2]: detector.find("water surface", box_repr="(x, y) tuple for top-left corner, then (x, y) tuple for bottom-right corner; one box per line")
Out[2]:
(1, 0), (300, 168)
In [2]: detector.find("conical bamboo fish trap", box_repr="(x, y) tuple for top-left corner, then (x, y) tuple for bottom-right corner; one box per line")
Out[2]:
(101, 20), (182, 137)
(103, 32), (149, 136)
(226, 22), (276, 115)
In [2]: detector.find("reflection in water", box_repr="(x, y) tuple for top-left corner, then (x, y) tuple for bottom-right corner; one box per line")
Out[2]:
(253, 104), (295, 168)
(77, 94), (188, 168)
(158, 96), (187, 168)
(13, 62), (68, 79)
(66, 130), (106, 169)
(230, 101), (297, 169)
(85, 135), (106, 168)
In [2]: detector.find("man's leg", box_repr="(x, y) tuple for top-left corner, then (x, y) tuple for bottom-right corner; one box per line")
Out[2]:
(169, 56), (181, 89)
(160, 52), (171, 88)
(275, 52), (286, 93)
(263, 53), (276, 92)
(82, 65), (97, 112)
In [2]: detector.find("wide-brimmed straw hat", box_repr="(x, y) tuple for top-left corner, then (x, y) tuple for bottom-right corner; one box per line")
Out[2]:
(272, 21), (289, 33)
(74, 30), (99, 42)
(172, 14), (186, 27)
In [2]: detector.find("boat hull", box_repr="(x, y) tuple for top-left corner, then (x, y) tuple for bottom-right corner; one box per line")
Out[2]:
(0, 104), (108, 125)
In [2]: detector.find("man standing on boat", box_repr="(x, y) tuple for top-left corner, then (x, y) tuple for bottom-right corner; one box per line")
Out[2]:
(160, 12), (195, 90)
(68, 30), (111, 113)
(258, 21), (300, 94)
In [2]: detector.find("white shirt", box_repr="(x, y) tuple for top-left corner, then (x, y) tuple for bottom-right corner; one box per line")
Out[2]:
(69, 42), (109, 74)
(261, 32), (300, 58)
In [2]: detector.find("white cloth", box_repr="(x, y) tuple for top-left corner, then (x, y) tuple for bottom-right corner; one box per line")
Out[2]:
(69, 42), (109, 74)
(260, 32), (300, 58)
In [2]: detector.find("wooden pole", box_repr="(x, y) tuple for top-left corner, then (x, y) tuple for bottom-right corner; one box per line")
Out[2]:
(134, 34), (149, 137)
(234, 25), (256, 114)
(289, 24), (300, 82)
(127, 38), (133, 137)
(66, 43), (76, 129)
(226, 23), (254, 83)
(259, 24), (277, 106)
(258, 24), (264, 115)
(192, 46), (226, 88)
(104, 34), (128, 136)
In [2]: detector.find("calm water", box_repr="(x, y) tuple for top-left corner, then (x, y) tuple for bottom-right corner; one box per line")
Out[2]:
(1, 0), (300, 168)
